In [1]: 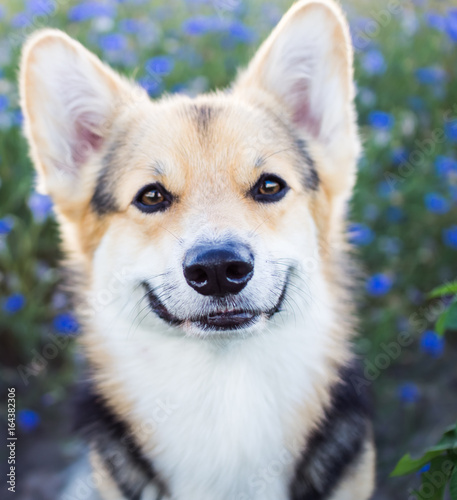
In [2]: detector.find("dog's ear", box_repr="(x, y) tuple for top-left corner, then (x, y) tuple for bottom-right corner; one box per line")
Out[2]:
(235, 0), (360, 201)
(20, 29), (143, 208)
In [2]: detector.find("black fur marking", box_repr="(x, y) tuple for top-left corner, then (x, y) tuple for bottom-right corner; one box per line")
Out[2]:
(293, 137), (320, 191)
(74, 382), (167, 500)
(192, 104), (217, 133)
(90, 142), (121, 216)
(289, 362), (372, 500)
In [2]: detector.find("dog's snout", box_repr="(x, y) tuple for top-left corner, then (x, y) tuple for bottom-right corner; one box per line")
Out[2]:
(183, 242), (254, 297)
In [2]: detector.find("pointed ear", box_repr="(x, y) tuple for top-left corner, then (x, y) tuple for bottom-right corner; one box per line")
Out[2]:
(20, 29), (144, 206)
(234, 0), (360, 195)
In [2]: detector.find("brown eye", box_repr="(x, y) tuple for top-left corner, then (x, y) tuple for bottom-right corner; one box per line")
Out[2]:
(133, 183), (172, 213)
(259, 179), (281, 196)
(141, 188), (164, 206)
(250, 174), (289, 203)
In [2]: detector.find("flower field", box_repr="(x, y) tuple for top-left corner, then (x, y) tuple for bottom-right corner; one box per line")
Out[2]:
(0, 0), (457, 498)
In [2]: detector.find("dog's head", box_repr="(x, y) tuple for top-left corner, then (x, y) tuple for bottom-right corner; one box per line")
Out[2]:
(20, 0), (359, 338)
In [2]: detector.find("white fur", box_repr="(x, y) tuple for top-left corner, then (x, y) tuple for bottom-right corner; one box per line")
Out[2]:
(86, 210), (342, 500)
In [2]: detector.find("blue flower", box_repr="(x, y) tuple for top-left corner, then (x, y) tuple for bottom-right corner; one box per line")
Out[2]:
(348, 223), (374, 246)
(28, 192), (53, 222)
(450, 186), (457, 202)
(435, 156), (457, 177)
(385, 206), (404, 223)
(138, 76), (163, 97)
(68, 2), (116, 22)
(418, 463), (431, 475)
(182, 16), (228, 36)
(445, 121), (457, 142)
(18, 409), (40, 432)
(415, 67), (446, 85)
(424, 193), (450, 214)
(446, 9), (457, 42)
(397, 383), (420, 404)
(425, 11), (446, 31)
(0, 216), (14, 234)
(229, 21), (256, 44)
(3, 294), (26, 314)
(420, 330), (444, 358)
(26, 0), (56, 16)
(391, 148), (408, 165)
(443, 226), (457, 249)
(0, 95), (9, 113)
(366, 274), (393, 296)
(361, 49), (386, 76)
(368, 111), (394, 130)
(98, 33), (128, 52)
(11, 12), (32, 29)
(53, 312), (80, 335)
(145, 56), (174, 76)
(119, 18), (142, 34)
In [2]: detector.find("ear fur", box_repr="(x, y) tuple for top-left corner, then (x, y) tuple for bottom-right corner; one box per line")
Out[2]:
(19, 29), (145, 207)
(235, 0), (360, 202)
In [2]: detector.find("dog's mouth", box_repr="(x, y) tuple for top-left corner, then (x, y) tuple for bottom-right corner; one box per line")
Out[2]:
(143, 281), (288, 332)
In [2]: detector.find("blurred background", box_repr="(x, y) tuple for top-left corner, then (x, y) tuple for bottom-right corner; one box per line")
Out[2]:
(0, 0), (457, 498)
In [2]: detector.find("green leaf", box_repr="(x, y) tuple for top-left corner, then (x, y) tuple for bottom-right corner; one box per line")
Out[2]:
(391, 451), (444, 477)
(450, 468), (457, 500)
(429, 282), (457, 299)
(418, 457), (453, 500)
(445, 302), (457, 332)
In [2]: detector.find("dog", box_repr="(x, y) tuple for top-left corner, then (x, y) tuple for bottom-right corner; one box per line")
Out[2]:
(20, 1), (375, 498)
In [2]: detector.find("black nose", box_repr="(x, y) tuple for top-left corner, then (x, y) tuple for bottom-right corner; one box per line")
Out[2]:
(183, 242), (254, 297)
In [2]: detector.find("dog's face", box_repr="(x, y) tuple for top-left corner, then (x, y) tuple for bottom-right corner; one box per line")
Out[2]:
(20, 1), (359, 338)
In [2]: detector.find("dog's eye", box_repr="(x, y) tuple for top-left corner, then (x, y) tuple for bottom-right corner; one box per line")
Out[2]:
(250, 174), (289, 203)
(133, 184), (172, 213)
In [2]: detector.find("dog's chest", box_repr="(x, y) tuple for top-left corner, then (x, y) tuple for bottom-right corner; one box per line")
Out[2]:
(106, 325), (329, 500)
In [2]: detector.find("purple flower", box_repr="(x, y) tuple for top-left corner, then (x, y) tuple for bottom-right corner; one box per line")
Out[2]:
(99, 33), (128, 52)
(145, 56), (174, 76)
(397, 383), (420, 404)
(53, 312), (80, 335)
(366, 274), (393, 296)
(368, 111), (395, 130)
(424, 193), (450, 214)
(361, 49), (386, 76)
(18, 409), (40, 432)
(68, 2), (116, 22)
(0, 216), (14, 235)
(3, 294), (26, 314)
(435, 156), (457, 177)
(348, 223), (374, 246)
(415, 67), (446, 85)
(28, 192), (53, 222)
(443, 226), (457, 249)
(420, 330), (444, 358)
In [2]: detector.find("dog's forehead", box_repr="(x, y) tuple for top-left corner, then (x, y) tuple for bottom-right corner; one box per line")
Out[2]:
(92, 94), (319, 215)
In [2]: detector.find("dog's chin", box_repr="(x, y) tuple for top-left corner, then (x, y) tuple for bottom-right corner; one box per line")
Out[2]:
(143, 282), (287, 337)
